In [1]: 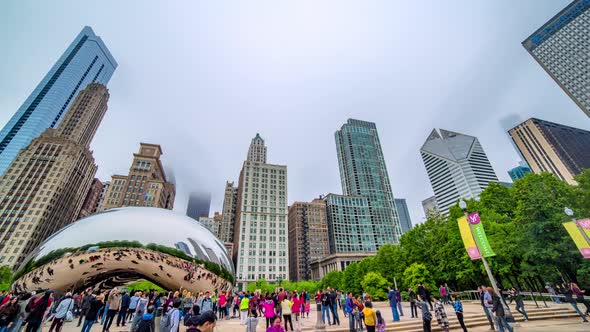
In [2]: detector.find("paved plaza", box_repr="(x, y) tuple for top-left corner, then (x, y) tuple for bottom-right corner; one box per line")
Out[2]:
(50, 300), (587, 332)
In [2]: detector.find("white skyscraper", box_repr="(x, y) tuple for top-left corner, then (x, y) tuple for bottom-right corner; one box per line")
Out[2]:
(247, 133), (267, 163)
(420, 129), (498, 215)
(233, 134), (288, 289)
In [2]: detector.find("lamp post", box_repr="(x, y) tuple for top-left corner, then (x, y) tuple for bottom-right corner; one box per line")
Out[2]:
(565, 207), (590, 244)
(459, 199), (515, 322)
(315, 292), (326, 332)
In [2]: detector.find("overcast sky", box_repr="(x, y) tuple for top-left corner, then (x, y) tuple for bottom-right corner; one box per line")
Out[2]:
(1, 0), (589, 225)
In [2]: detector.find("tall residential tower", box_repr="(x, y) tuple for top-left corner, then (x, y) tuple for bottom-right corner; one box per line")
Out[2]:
(233, 134), (288, 289)
(420, 129), (498, 215)
(0, 27), (117, 175)
(523, 0), (590, 117)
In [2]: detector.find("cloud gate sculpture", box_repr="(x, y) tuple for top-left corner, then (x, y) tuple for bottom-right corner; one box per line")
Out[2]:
(11, 208), (234, 294)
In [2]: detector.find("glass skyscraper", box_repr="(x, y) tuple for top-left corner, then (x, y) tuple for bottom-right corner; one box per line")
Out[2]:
(0, 26), (117, 175)
(335, 119), (401, 247)
(523, 0), (590, 117)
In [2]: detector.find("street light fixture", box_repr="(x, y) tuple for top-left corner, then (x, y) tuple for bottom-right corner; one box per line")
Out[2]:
(564, 207), (574, 217)
(459, 199), (515, 323)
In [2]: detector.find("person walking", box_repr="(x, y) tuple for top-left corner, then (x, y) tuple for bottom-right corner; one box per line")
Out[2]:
(80, 294), (104, 332)
(102, 289), (121, 332)
(546, 284), (561, 304)
(291, 292), (302, 332)
(245, 309), (259, 332)
(489, 287), (513, 332)
(386, 287), (399, 322)
(136, 306), (155, 332)
(329, 288), (340, 326)
(280, 296), (293, 331)
(361, 302), (377, 332)
(161, 300), (181, 332)
(416, 295), (432, 332)
(126, 292), (139, 323)
(451, 296), (468, 332)
(433, 296), (449, 332)
(394, 288), (403, 317)
(78, 290), (93, 327)
(479, 286), (495, 331)
(354, 296), (364, 332)
(560, 284), (588, 323)
(320, 290), (331, 325)
(0, 297), (20, 332)
(571, 282), (590, 316)
(262, 296), (277, 329)
(48, 292), (74, 332)
(130, 293), (149, 332)
(344, 292), (356, 332)
(239, 294), (250, 325)
(439, 286), (447, 306)
(408, 288), (418, 318)
(25, 292), (51, 332)
(509, 288), (528, 321)
(117, 292), (130, 327)
(218, 292), (226, 320)
(375, 311), (385, 332)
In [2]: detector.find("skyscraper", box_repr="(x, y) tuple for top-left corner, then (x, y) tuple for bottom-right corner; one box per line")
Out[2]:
(508, 118), (590, 185)
(394, 198), (413, 234)
(0, 83), (110, 268)
(508, 163), (532, 181)
(186, 192), (211, 219)
(335, 119), (401, 246)
(288, 198), (330, 281)
(420, 129), (498, 215)
(219, 181), (238, 244)
(233, 134), (288, 289)
(0, 27), (117, 176)
(101, 143), (176, 210)
(523, 0), (590, 117)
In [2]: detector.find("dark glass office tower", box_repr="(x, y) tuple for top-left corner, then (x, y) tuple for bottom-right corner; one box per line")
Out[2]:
(0, 26), (117, 175)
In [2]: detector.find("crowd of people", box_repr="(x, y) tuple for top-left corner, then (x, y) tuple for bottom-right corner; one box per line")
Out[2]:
(0, 279), (588, 332)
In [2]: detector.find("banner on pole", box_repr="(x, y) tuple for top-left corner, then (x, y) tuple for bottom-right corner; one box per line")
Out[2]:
(577, 218), (590, 238)
(563, 221), (590, 259)
(457, 216), (481, 260)
(468, 212), (496, 258)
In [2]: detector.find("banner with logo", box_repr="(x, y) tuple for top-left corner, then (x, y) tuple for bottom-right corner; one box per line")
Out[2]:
(577, 218), (590, 237)
(457, 216), (481, 260)
(563, 221), (590, 259)
(467, 212), (496, 258)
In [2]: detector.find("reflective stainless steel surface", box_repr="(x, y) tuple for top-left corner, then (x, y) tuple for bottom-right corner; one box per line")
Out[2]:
(12, 207), (234, 293)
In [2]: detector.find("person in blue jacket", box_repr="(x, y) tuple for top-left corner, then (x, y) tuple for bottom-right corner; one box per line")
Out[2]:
(387, 287), (399, 322)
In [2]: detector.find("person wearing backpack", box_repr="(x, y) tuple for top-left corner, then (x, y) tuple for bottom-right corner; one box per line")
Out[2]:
(136, 306), (155, 332)
(160, 300), (181, 332)
(130, 293), (149, 332)
(48, 292), (74, 332)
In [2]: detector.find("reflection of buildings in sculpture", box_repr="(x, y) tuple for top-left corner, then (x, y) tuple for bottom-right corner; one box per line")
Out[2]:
(187, 238), (209, 262)
(175, 242), (191, 256)
(11, 208), (234, 293)
(204, 247), (221, 265)
(101, 143), (176, 210)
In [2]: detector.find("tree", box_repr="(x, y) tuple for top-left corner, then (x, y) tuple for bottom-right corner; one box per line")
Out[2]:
(403, 263), (435, 291)
(343, 262), (362, 294)
(321, 271), (343, 290)
(0, 266), (11, 291)
(360, 272), (388, 300)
